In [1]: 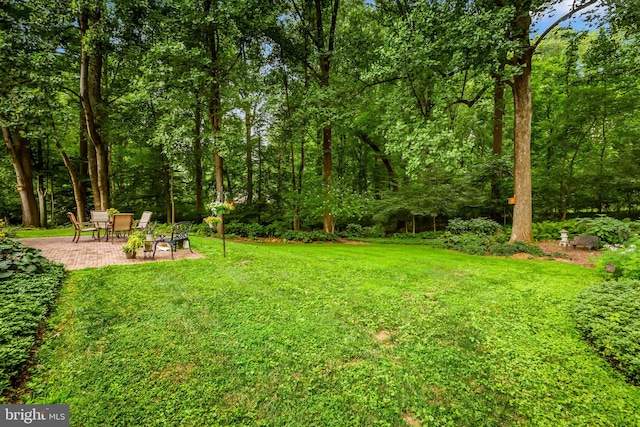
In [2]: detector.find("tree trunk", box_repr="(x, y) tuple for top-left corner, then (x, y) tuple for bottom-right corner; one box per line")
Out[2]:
(509, 12), (534, 244)
(313, 0), (339, 233)
(510, 60), (533, 243)
(492, 76), (505, 157)
(491, 70), (505, 215)
(209, 83), (225, 234)
(194, 96), (204, 211)
(55, 141), (87, 222)
(79, 9), (110, 210)
(322, 125), (333, 233)
(597, 107), (607, 213)
(37, 175), (47, 228)
(2, 124), (39, 226)
(78, 109), (88, 217)
(245, 106), (254, 204)
(355, 131), (397, 191)
(169, 161), (175, 224)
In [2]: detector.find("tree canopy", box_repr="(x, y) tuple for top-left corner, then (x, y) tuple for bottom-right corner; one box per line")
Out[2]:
(1, 0), (637, 238)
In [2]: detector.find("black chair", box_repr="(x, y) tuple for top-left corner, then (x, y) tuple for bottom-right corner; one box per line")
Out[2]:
(153, 222), (193, 260)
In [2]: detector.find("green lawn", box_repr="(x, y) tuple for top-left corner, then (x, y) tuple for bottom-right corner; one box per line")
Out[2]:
(15, 227), (75, 238)
(21, 237), (640, 426)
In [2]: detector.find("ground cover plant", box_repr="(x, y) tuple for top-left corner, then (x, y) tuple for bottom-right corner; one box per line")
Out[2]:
(596, 237), (640, 280)
(574, 280), (640, 385)
(0, 239), (65, 395)
(14, 237), (640, 425)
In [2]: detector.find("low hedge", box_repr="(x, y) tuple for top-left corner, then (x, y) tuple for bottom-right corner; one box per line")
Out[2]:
(574, 280), (640, 384)
(0, 239), (65, 396)
(440, 234), (544, 257)
(281, 230), (338, 243)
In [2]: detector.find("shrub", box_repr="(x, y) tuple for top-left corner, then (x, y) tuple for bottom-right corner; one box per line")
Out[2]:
(447, 218), (502, 236)
(282, 230), (338, 243)
(0, 239), (64, 394)
(224, 221), (249, 237)
(245, 223), (265, 238)
(573, 217), (632, 245)
(0, 239), (56, 279)
(0, 219), (16, 239)
(192, 223), (214, 237)
(263, 221), (289, 238)
(340, 224), (386, 239)
(532, 220), (575, 241)
(363, 225), (385, 238)
(442, 234), (490, 255)
(596, 238), (640, 280)
(343, 223), (364, 238)
(574, 280), (640, 384)
(442, 234), (544, 257)
(490, 241), (544, 257)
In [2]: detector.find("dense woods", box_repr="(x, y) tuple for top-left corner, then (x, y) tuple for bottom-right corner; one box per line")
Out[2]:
(1, 0), (638, 242)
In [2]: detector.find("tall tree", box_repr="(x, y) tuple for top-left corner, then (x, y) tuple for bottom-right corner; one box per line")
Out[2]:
(505, 0), (599, 242)
(289, 0), (341, 232)
(0, 0), (59, 226)
(78, 0), (111, 210)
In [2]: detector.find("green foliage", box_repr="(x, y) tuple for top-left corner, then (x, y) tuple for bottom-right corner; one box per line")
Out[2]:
(574, 280), (640, 384)
(596, 238), (640, 280)
(446, 218), (502, 236)
(122, 233), (144, 254)
(343, 223), (363, 237)
(262, 222), (289, 238)
(533, 218), (635, 245)
(390, 231), (444, 240)
(573, 217), (633, 245)
(442, 233), (543, 257)
(490, 241), (545, 257)
(0, 239), (56, 279)
(191, 223), (214, 237)
(224, 221), (269, 238)
(442, 234), (490, 255)
(340, 224), (385, 239)
(532, 220), (575, 241)
(0, 242), (64, 394)
(0, 219), (16, 239)
(281, 230), (338, 243)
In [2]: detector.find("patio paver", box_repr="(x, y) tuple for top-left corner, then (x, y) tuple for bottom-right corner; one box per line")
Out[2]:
(20, 236), (204, 270)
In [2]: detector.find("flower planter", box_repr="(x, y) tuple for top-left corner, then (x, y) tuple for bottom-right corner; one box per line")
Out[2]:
(124, 251), (136, 259)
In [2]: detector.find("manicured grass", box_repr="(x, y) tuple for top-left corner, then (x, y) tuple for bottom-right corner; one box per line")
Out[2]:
(20, 238), (640, 425)
(15, 228), (75, 239)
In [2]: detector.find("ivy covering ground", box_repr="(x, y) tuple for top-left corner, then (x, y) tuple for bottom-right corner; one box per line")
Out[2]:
(0, 239), (65, 396)
(574, 280), (640, 385)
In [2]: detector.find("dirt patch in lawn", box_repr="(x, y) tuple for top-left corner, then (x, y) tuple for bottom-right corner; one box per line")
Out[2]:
(529, 240), (602, 267)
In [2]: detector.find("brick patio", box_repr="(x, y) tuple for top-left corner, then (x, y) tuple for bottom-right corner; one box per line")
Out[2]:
(20, 235), (204, 270)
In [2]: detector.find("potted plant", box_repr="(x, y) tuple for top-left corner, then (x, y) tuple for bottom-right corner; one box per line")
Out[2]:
(203, 216), (222, 229)
(122, 233), (144, 259)
(143, 222), (158, 251)
(207, 200), (235, 216)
